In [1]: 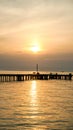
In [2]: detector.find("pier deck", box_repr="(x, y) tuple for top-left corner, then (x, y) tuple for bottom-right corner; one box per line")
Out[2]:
(0, 73), (72, 82)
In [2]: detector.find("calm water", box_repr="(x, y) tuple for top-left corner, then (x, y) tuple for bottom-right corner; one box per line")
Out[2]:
(0, 80), (73, 130)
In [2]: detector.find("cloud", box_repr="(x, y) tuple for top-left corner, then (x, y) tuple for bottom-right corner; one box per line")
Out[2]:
(0, 52), (73, 71)
(0, 0), (73, 35)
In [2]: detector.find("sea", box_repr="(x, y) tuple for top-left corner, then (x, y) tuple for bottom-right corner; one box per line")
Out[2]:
(0, 71), (73, 130)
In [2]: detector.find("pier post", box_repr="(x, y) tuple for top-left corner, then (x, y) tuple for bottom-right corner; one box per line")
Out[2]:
(65, 75), (67, 80)
(69, 73), (72, 80)
(0, 73), (72, 82)
(16, 75), (24, 81)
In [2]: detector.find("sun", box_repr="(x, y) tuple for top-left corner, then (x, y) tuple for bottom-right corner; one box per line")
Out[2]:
(31, 45), (40, 53)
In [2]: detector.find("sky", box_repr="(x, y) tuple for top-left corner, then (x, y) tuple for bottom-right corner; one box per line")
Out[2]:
(0, 0), (73, 71)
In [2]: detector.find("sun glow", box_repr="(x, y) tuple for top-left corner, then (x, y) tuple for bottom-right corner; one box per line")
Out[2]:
(31, 45), (40, 53)
(29, 40), (42, 53)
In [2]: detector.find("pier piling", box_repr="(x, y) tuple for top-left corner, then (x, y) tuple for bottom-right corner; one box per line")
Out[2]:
(0, 73), (72, 82)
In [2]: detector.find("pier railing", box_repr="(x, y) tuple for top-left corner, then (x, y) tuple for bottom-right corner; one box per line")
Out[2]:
(0, 73), (72, 82)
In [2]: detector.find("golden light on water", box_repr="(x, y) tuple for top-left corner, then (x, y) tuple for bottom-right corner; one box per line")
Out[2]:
(30, 81), (37, 105)
(30, 81), (37, 102)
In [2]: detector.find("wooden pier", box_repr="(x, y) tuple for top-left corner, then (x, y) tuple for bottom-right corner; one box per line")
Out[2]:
(0, 73), (72, 82)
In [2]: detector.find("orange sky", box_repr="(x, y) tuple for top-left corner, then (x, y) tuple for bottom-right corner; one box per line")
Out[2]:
(0, 0), (73, 71)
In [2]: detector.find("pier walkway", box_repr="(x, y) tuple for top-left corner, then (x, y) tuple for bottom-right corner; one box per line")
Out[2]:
(0, 73), (72, 82)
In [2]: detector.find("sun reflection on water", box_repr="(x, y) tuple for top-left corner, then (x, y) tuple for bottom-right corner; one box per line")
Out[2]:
(30, 81), (38, 107)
